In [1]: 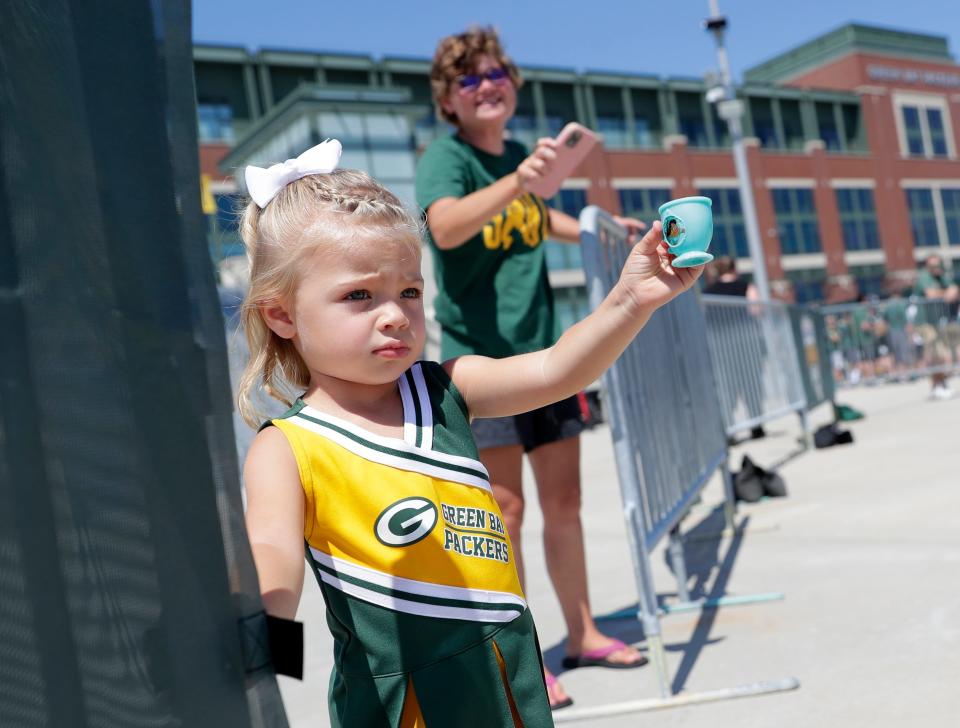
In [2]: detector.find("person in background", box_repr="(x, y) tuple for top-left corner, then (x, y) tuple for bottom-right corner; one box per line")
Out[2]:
(914, 255), (958, 400)
(881, 283), (914, 382)
(415, 26), (648, 710)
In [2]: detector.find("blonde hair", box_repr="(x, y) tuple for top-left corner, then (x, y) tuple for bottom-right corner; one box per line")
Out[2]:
(237, 168), (422, 428)
(429, 26), (523, 125)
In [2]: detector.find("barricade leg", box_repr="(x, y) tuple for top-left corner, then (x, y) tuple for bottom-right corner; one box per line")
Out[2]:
(667, 526), (691, 604)
(721, 458), (737, 531)
(797, 409), (812, 450)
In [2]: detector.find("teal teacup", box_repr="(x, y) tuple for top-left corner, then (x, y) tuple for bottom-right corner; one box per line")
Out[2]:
(658, 196), (714, 268)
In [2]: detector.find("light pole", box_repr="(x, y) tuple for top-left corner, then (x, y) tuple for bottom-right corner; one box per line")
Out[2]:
(703, 0), (771, 300)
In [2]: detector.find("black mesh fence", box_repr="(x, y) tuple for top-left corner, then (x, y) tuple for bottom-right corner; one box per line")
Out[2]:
(0, 1), (288, 726)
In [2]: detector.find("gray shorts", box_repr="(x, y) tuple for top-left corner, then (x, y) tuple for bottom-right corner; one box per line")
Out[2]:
(471, 395), (584, 453)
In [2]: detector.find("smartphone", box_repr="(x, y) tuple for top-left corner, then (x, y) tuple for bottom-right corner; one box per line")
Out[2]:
(525, 122), (599, 199)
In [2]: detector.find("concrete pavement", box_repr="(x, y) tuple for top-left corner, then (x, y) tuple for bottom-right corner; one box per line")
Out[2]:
(276, 379), (960, 727)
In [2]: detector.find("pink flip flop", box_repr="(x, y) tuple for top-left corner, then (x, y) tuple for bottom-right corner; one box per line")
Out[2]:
(561, 638), (649, 670)
(545, 673), (573, 710)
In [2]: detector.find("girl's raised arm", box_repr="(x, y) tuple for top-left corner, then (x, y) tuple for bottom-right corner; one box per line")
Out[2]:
(445, 221), (703, 419)
(244, 427), (307, 620)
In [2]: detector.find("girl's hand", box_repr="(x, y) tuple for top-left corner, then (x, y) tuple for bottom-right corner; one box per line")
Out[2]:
(516, 138), (558, 192)
(617, 220), (704, 314)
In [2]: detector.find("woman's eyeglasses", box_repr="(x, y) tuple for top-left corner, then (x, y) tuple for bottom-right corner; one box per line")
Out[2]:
(456, 67), (510, 93)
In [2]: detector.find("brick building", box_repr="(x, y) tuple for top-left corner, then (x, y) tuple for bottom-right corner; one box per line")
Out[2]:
(196, 23), (960, 315)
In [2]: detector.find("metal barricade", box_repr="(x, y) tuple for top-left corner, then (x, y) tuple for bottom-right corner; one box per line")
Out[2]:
(822, 299), (960, 387)
(701, 295), (809, 437)
(567, 207), (798, 719)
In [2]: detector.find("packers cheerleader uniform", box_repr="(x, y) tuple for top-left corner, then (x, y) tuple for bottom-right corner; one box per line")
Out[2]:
(266, 361), (553, 728)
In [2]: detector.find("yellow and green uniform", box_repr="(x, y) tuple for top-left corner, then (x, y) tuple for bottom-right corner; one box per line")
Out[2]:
(267, 361), (552, 728)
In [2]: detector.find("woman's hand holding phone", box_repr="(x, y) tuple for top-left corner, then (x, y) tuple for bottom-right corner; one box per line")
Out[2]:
(516, 138), (559, 195)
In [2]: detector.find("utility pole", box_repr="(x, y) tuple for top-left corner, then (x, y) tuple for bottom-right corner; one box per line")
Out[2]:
(703, 0), (771, 300)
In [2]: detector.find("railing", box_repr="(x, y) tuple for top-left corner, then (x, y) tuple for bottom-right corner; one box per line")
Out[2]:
(566, 207), (797, 720)
(701, 295), (808, 436)
(821, 299), (960, 387)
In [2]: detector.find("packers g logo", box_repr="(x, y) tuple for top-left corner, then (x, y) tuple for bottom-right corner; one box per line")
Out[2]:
(374, 497), (438, 547)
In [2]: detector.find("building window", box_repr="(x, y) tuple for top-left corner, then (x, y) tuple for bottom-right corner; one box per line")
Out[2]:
(676, 92), (708, 147)
(631, 89), (662, 148)
(942, 188), (960, 245)
(841, 103), (865, 152)
(780, 99), (805, 150)
(507, 83), (538, 147)
(785, 268), (825, 303)
(815, 102), (841, 152)
(906, 188), (939, 247)
(749, 97), (779, 149)
(592, 86), (627, 148)
(197, 102), (235, 143)
(772, 188), (821, 254)
(617, 187), (671, 224)
(545, 188), (587, 271)
(895, 96), (954, 158)
(542, 82), (579, 138)
(835, 188), (880, 251)
(699, 187), (748, 258)
(849, 264), (886, 298)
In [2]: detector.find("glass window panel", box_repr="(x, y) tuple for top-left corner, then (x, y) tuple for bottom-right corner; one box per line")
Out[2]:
(700, 187), (746, 256)
(676, 92), (708, 147)
(324, 68), (370, 86)
(773, 187), (820, 254)
(269, 66), (315, 104)
(926, 108), (948, 157)
(841, 103), (864, 151)
(542, 82), (578, 138)
(842, 221), (860, 250)
(339, 147), (369, 170)
(749, 96), (778, 148)
(631, 89), (662, 148)
(371, 149), (415, 179)
(836, 188), (879, 251)
(197, 103), (235, 143)
(365, 114), (408, 142)
(816, 102), (841, 151)
(837, 188), (853, 212)
(780, 99), (805, 150)
(648, 188), (670, 212)
(195, 61), (251, 120)
(902, 106), (925, 156)
(941, 189), (960, 245)
(592, 86), (627, 148)
(801, 221), (821, 253)
(725, 188), (742, 214)
(772, 188), (791, 212)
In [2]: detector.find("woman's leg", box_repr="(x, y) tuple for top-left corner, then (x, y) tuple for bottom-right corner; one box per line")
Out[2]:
(529, 435), (643, 665)
(480, 444), (526, 583)
(481, 444), (572, 708)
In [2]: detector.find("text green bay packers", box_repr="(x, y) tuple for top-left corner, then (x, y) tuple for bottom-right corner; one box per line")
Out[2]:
(440, 503), (510, 563)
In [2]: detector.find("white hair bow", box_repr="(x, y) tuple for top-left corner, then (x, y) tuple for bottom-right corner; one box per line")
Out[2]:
(244, 139), (343, 208)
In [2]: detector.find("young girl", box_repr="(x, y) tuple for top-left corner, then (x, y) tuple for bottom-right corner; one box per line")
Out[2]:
(240, 139), (702, 727)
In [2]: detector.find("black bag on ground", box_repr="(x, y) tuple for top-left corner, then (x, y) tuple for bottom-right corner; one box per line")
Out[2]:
(734, 455), (788, 502)
(813, 423), (854, 449)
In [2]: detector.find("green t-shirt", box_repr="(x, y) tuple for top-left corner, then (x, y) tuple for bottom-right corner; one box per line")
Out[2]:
(914, 269), (951, 298)
(882, 298), (908, 330)
(416, 134), (556, 360)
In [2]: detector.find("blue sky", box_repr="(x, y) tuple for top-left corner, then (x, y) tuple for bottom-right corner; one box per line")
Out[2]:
(193, 0), (960, 81)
